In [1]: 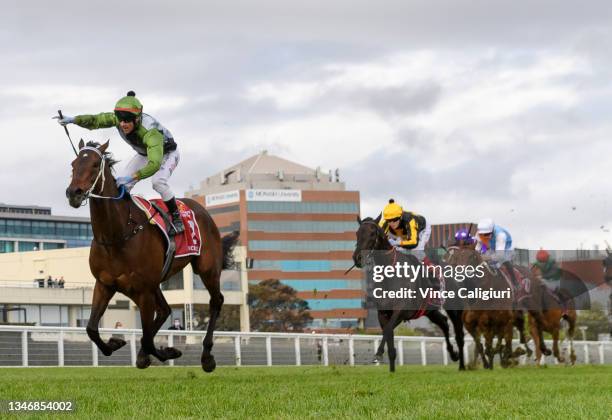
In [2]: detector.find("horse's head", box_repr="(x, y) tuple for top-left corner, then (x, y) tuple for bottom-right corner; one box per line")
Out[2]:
(65, 139), (113, 208)
(445, 247), (483, 270)
(352, 216), (388, 268)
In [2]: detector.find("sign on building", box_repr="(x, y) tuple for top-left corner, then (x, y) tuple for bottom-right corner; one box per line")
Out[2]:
(246, 189), (302, 202)
(205, 190), (240, 207)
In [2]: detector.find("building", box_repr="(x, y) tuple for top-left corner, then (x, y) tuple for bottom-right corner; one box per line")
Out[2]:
(0, 203), (93, 253)
(0, 247), (250, 331)
(186, 150), (365, 330)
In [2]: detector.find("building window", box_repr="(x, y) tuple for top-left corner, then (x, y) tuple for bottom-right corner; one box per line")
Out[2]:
(161, 271), (184, 290)
(249, 240), (355, 252)
(17, 241), (40, 252)
(278, 279), (362, 291)
(0, 241), (15, 253)
(251, 259), (353, 272)
(305, 298), (363, 310)
(248, 220), (358, 233)
(247, 201), (358, 214)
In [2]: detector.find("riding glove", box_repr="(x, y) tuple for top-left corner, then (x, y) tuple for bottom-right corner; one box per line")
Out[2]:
(52, 115), (75, 126)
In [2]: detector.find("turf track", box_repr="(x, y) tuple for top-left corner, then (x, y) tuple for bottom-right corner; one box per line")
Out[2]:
(1, 365), (610, 419)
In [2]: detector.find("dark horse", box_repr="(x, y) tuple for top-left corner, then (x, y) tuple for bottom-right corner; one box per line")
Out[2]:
(66, 140), (238, 372)
(352, 217), (464, 372)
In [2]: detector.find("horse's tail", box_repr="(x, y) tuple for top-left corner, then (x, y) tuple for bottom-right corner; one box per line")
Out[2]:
(221, 231), (240, 270)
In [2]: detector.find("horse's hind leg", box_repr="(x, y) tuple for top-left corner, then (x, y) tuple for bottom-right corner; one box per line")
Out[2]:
(426, 310), (459, 363)
(86, 280), (125, 356)
(374, 312), (390, 363)
(197, 269), (224, 373)
(513, 310), (531, 357)
(447, 310), (465, 370)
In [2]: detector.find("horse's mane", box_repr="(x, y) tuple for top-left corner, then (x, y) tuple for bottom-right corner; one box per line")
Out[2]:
(85, 141), (119, 169)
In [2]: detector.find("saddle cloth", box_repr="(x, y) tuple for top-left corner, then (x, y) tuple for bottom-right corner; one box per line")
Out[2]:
(499, 264), (531, 303)
(132, 196), (202, 257)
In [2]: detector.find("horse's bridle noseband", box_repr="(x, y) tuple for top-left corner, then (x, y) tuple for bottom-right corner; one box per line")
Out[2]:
(76, 146), (126, 205)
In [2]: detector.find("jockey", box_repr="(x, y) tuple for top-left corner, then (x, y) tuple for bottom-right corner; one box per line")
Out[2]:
(533, 249), (561, 281)
(454, 228), (475, 248)
(54, 91), (184, 234)
(377, 199), (431, 252)
(475, 218), (518, 286)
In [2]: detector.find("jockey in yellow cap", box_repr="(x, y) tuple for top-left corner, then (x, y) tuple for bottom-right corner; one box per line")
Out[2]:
(377, 199), (430, 251)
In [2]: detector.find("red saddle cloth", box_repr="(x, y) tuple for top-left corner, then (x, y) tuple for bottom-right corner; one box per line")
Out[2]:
(132, 196), (202, 257)
(499, 265), (531, 303)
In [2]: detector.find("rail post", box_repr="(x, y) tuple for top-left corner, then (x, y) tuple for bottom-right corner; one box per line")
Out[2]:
(235, 336), (241, 366)
(397, 339), (404, 366)
(58, 330), (64, 367)
(322, 337), (329, 366)
(420, 340), (427, 366)
(266, 335), (272, 366)
(294, 337), (301, 366)
(349, 337), (355, 366)
(442, 341), (448, 366)
(130, 333), (137, 367)
(168, 333), (174, 367)
(92, 341), (98, 367)
(21, 330), (28, 367)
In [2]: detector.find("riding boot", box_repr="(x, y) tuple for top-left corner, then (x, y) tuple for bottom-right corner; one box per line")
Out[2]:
(164, 197), (185, 235)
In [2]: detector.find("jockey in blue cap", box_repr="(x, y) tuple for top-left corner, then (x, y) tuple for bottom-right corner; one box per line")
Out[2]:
(475, 218), (518, 287)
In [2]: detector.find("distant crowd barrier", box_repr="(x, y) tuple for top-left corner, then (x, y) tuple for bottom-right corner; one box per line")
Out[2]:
(0, 325), (610, 368)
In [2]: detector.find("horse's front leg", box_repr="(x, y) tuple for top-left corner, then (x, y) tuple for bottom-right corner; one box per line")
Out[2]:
(136, 290), (169, 369)
(86, 280), (125, 356)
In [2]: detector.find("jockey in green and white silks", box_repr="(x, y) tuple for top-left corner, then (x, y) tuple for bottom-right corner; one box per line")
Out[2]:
(54, 91), (184, 234)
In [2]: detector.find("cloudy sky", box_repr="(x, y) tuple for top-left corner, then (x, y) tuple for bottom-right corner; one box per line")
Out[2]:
(2, 0), (612, 250)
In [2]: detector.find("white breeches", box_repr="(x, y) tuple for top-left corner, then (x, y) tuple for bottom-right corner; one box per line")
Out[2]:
(120, 149), (180, 201)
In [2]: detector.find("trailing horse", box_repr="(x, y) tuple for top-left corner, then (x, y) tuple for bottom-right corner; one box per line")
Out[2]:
(66, 140), (238, 372)
(352, 217), (464, 372)
(444, 247), (515, 369)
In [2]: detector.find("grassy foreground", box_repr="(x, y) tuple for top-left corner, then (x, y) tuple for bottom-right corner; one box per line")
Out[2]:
(0, 365), (611, 419)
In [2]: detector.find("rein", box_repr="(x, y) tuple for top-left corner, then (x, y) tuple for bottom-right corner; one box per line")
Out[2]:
(77, 146), (148, 246)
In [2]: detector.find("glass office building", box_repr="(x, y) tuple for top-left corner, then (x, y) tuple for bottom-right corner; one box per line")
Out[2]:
(187, 151), (365, 330)
(0, 204), (93, 253)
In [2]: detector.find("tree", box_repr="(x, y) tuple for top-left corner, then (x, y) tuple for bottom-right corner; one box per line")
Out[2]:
(248, 279), (312, 332)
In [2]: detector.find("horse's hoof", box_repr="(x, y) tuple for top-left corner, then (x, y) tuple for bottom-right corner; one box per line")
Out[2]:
(449, 351), (460, 362)
(543, 348), (552, 356)
(201, 355), (216, 373)
(163, 347), (182, 360)
(108, 337), (127, 352)
(136, 354), (152, 369)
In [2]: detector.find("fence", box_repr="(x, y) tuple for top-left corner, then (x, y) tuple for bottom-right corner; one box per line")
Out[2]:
(0, 325), (610, 368)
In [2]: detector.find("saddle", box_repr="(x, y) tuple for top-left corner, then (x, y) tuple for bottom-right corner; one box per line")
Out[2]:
(132, 196), (203, 279)
(499, 264), (531, 303)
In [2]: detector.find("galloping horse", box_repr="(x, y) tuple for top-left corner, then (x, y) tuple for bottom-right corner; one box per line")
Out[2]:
(445, 247), (515, 369)
(529, 265), (577, 365)
(66, 140), (238, 372)
(352, 217), (464, 372)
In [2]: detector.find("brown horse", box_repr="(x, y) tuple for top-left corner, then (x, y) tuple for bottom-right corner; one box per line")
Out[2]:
(528, 265), (577, 365)
(445, 247), (515, 369)
(66, 140), (238, 372)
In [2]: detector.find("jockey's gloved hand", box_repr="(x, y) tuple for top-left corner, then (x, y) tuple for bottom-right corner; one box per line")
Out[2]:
(388, 237), (402, 247)
(52, 115), (75, 126)
(116, 175), (136, 187)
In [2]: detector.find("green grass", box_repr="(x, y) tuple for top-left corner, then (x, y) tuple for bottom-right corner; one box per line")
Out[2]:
(1, 365), (611, 419)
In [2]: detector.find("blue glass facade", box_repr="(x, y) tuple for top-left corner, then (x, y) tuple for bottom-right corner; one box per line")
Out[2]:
(0, 212), (93, 253)
(306, 299), (362, 310)
(248, 220), (358, 233)
(251, 259), (353, 271)
(248, 201), (358, 214)
(249, 240), (355, 252)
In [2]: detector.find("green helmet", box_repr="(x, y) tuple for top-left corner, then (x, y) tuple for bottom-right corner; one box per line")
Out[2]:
(114, 91), (142, 121)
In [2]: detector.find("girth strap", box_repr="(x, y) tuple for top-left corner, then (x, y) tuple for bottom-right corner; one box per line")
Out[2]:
(150, 201), (176, 282)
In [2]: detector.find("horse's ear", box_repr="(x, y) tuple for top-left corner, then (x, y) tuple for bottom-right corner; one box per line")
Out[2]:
(356, 216), (362, 225)
(78, 139), (85, 150)
(99, 140), (110, 154)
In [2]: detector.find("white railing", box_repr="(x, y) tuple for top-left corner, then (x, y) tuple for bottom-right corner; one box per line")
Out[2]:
(0, 325), (610, 368)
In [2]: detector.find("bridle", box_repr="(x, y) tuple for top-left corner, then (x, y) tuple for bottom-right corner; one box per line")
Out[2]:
(75, 146), (147, 246)
(77, 146), (126, 205)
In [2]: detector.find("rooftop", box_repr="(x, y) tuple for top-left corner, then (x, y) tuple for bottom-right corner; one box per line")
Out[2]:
(187, 150), (346, 196)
